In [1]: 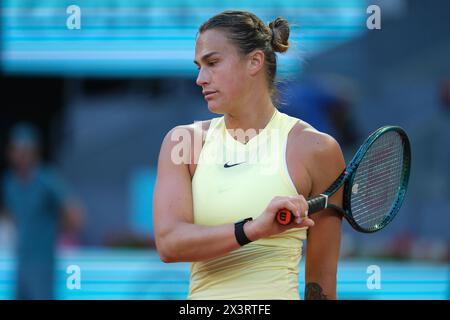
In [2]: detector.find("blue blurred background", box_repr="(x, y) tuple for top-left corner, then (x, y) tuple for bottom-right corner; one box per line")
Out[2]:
(0, 0), (449, 299)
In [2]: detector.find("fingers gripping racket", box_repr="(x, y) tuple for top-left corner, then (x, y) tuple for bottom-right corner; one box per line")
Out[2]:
(276, 126), (411, 233)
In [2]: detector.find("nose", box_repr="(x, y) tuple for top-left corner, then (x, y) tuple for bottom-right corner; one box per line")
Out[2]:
(196, 67), (209, 87)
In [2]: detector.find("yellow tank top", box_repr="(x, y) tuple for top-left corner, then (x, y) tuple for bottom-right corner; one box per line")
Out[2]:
(189, 109), (308, 300)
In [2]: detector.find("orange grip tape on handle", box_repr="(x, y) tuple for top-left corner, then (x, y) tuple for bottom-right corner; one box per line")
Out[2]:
(276, 209), (293, 225)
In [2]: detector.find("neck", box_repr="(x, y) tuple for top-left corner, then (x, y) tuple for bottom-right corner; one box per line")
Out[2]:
(224, 91), (275, 132)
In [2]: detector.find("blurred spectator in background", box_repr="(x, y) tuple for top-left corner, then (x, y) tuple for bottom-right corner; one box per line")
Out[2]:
(280, 74), (359, 156)
(0, 123), (84, 300)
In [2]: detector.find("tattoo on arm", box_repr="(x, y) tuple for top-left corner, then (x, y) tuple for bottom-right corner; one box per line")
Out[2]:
(305, 282), (328, 300)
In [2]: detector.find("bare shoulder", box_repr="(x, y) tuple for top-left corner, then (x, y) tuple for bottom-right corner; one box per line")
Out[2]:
(288, 121), (343, 163)
(287, 121), (345, 196)
(161, 120), (212, 153)
(164, 120), (212, 143)
(160, 120), (212, 176)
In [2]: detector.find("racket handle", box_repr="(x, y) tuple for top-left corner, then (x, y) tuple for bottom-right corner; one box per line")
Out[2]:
(275, 195), (328, 225)
(276, 209), (293, 225)
(307, 195), (328, 214)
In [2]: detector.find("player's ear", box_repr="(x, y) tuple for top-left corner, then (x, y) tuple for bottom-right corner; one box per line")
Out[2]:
(247, 49), (265, 76)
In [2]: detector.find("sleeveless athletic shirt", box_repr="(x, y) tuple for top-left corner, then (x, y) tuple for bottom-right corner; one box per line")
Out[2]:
(189, 109), (308, 300)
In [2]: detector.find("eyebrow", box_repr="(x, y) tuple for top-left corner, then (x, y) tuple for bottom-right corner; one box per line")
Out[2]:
(194, 51), (220, 65)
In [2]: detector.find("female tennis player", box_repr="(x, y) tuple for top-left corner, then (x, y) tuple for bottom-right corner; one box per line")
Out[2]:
(153, 10), (345, 300)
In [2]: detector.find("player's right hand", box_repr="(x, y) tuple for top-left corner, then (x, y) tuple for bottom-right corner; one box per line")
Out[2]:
(245, 195), (315, 240)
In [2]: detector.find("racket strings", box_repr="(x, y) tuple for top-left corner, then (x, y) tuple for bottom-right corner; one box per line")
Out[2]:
(354, 154), (403, 224)
(350, 131), (405, 231)
(353, 173), (402, 227)
(352, 144), (403, 226)
(351, 157), (401, 186)
(352, 160), (403, 209)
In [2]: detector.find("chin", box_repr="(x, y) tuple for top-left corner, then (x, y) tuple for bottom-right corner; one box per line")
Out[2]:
(207, 102), (226, 114)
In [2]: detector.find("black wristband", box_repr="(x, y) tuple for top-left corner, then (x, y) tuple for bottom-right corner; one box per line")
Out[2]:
(234, 217), (253, 246)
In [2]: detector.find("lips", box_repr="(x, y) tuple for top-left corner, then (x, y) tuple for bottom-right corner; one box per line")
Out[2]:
(203, 90), (218, 99)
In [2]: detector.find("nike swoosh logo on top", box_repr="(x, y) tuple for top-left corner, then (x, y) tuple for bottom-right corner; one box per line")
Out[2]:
(223, 161), (245, 168)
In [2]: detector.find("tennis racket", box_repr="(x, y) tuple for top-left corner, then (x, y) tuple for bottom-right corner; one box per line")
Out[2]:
(276, 126), (411, 233)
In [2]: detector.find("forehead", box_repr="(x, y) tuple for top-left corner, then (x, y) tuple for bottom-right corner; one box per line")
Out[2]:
(194, 29), (238, 61)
